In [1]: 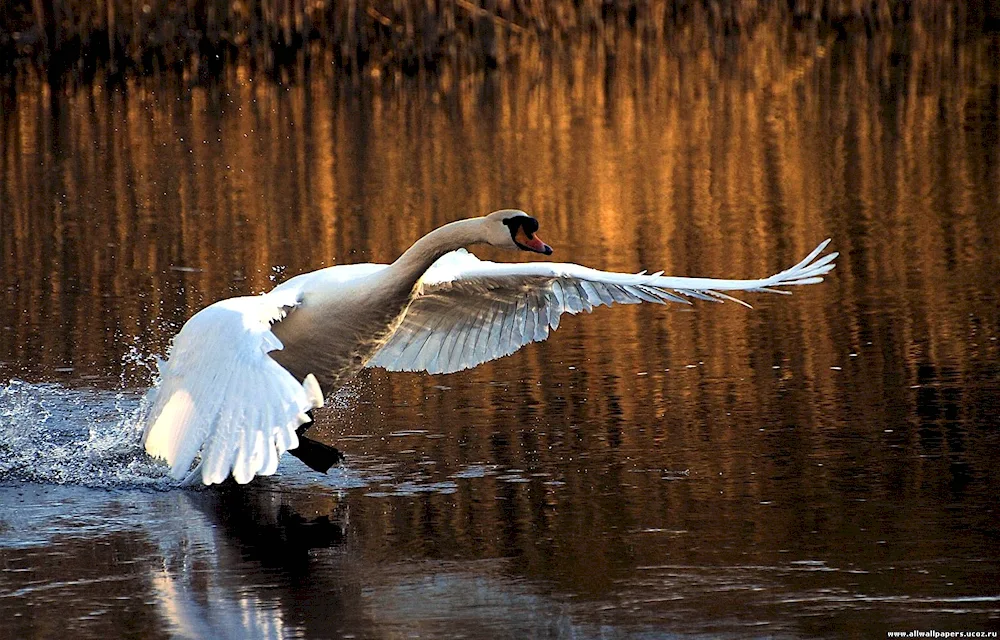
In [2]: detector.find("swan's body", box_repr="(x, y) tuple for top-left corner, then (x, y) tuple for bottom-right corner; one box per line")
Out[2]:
(143, 211), (837, 485)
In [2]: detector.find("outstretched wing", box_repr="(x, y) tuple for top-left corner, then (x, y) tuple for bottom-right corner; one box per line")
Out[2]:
(367, 240), (837, 374)
(142, 290), (324, 485)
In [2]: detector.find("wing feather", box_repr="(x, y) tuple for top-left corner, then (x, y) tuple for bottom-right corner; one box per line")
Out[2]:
(534, 290), (551, 341)
(367, 240), (837, 374)
(523, 292), (539, 345)
(474, 301), (501, 367)
(498, 296), (520, 356)
(142, 293), (324, 485)
(397, 299), (451, 370)
(487, 299), (506, 356)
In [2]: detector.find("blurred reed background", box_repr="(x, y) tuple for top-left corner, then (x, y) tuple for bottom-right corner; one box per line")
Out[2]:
(1, 0), (999, 83)
(2, 6), (998, 405)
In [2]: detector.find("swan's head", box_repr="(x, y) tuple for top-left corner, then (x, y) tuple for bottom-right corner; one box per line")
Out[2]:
(484, 209), (553, 255)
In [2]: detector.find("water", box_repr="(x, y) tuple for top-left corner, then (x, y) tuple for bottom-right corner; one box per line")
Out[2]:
(2, 29), (1000, 638)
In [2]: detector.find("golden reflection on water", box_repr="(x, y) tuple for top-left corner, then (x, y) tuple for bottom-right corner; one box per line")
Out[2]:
(1, 25), (1000, 636)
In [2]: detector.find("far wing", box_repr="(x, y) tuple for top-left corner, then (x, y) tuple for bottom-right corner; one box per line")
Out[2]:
(366, 240), (837, 374)
(142, 290), (324, 485)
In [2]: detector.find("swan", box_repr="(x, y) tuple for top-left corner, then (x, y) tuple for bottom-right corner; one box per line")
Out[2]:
(142, 210), (837, 485)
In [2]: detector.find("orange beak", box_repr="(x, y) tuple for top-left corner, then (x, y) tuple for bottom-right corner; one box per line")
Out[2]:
(516, 228), (553, 255)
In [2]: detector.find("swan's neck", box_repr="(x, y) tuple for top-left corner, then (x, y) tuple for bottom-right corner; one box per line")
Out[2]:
(383, 217), (486, 292)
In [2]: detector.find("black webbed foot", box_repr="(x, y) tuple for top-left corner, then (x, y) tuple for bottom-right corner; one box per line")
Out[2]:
(288, 410), (344, 474)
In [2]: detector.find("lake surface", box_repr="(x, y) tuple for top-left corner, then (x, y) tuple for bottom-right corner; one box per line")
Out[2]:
(2, 27), (1000, 638)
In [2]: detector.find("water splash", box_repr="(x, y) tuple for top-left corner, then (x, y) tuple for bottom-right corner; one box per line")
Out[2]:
(269, 264), (287, 283)
(0, 358), (433, 493)
(0, 379), (171, 488)
(119, 331), (166, 389)
(0, 375), (389, 492)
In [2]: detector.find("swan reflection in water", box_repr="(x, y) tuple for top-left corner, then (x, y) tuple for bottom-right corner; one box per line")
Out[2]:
(146, 485), (356, 639)
(142, 210), (836, 487)
(0, 480), (601, 639)
(149, 486), (610, 639)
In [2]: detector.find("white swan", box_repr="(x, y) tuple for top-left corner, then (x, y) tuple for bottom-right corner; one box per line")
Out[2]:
(142, 210), (837, 485)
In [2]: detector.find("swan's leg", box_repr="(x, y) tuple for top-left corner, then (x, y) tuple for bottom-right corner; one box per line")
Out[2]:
(296, 410), (317, 438)
(288, 410), (345, 473)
